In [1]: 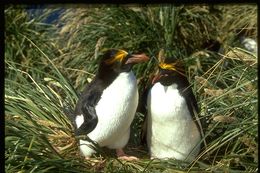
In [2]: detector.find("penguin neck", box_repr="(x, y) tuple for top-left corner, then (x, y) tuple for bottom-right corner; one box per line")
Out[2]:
(157, 74), (199, 118)
(96, 69), (133, 91)
(157, 75), (194, 110)
(159, 74), (190, 91)
(96, 64), (118, 86)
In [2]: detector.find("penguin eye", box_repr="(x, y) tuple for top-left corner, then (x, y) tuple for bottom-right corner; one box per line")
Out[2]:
(158, 65), (166, 73)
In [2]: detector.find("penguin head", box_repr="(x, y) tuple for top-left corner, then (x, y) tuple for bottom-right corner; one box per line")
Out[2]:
(99, 49), (149, 74)
(152, 58), (186, 86)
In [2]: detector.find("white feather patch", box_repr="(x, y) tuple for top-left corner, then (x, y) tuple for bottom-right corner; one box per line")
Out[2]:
(75, 114), (84, 128)
(147, 82), (201, 161)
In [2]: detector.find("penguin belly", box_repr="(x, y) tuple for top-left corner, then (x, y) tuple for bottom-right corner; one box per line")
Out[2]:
(78, 72), (138, 157)
(147, 83), (201, 161)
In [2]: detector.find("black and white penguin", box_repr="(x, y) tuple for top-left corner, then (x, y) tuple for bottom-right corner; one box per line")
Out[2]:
(146, 57), (202, 162)
(74, 49), (149, 160)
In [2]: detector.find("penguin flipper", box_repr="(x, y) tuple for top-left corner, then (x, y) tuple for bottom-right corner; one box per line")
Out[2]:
(184, 88), (208, 148)
(140, 114), (147, 145)
(74, 88), (101, 136)
(138, 84), (151, 145)
(184, 88), (208, 132)
(75, 103), (98, 136)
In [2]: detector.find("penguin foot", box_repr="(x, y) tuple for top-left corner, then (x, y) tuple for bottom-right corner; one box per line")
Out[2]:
(116, 149), (139, 161)
(118, 155), (139, 161)
(84, 156), (91, 160)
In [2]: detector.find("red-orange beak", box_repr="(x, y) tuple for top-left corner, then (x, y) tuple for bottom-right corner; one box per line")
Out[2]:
(152, 73), (168, 84)
(125, 53), (149, 64)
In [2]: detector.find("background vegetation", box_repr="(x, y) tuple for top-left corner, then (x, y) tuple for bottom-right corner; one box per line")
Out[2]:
(5, 4), (257, 172)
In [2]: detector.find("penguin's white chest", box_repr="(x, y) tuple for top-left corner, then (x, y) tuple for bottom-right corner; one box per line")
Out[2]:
(147, 82), (201, 161)
(83, 72), (138, 146)
(148, 83), (189, 121)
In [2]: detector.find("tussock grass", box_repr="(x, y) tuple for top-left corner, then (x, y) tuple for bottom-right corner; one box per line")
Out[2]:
(5, 4), (257, 172)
